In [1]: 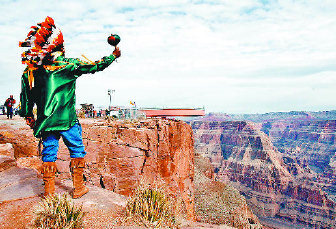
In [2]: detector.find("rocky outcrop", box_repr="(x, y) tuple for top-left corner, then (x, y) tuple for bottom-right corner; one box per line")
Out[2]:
(0, 140), (128, 228)
(190, 120), (336, 228)
(260, 120), (336, 204)
(262, 120), (336, 169)
(194, 155), (262, 228)
(0, 121), (39, 158)
(0, 118), (195, 220)
(80, 118), (195, 219)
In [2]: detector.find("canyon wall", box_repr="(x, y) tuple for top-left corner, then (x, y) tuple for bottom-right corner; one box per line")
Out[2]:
(262, 120), (336, 181)
(194, 155), (262, 228)
(190, 120), (336, 228)
(81, 119), (195, 219)
(0, 118), (195, 219)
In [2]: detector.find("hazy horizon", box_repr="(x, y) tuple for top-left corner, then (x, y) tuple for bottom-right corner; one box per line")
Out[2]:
(206, 109), (336, 115)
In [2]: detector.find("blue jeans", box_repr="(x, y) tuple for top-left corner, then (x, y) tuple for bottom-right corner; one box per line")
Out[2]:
(6, 106), (13, 119)
(41, 123), (86, 162)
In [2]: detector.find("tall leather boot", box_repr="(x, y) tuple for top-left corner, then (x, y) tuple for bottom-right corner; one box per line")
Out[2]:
(42, 162), (57, 197)
(70, 158), (89, 199)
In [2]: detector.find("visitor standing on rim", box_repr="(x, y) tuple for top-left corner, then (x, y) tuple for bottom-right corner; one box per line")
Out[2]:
(4, 95), (16, 119)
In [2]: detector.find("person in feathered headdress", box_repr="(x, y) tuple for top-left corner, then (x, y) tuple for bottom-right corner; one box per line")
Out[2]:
(19, 16), (121, 198)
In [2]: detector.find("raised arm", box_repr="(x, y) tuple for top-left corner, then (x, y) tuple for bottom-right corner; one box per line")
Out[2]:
(66, 47), (121, 77)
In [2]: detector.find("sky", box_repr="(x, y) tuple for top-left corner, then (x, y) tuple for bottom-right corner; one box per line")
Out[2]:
(0, 0), (336, 114)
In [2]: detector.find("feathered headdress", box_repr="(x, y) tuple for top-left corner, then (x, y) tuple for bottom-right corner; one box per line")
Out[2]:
(19, 16), (64, 88)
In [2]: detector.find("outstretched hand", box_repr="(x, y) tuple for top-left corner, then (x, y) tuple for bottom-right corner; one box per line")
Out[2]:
(26, 116), (35, 129)
(113, 47), (121, 58)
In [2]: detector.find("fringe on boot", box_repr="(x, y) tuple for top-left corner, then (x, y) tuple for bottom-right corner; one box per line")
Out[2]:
(70, 158), (89, 199)
(42, 162), (57, 197)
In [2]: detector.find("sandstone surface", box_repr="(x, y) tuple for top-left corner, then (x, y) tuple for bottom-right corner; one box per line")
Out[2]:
(0, 116), (195, 220)
(0, 116), (248, 228)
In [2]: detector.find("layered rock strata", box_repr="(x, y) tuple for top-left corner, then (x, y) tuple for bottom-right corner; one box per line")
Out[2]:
(190, 120), (336, 228)
(194, 155), (262, 228)
(81, 119), (195, 219)
(261, 120), (336, 177)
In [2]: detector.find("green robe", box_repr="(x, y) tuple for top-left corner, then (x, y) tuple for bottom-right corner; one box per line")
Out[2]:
(20, 54), (116, 137)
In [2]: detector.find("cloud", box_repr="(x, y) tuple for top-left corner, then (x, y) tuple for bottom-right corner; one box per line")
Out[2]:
(0, 0), (336, 113)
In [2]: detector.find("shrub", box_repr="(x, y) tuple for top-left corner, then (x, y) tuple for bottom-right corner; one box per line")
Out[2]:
(33, 194), (85, 229)
(125, 180), (177, 228)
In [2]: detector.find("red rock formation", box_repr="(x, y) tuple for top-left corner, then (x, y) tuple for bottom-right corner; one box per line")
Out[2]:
(79, 118), (195, 219)
(0, 118), (195, 220)
(262, 120), (336, 172)
(194, 155), (262, 228)
(190, 120), (336, 228)
(0, 121), (39, 158)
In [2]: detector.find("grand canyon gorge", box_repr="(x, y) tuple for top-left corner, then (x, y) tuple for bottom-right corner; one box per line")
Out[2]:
(0, 116), (261, 228)
(190, 110), (336, 228)
(1, 110), (336, 228)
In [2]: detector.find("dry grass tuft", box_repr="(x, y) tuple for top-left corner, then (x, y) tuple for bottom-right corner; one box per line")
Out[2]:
(32, 194), (85, 229)
(124, 180), (178, 228)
